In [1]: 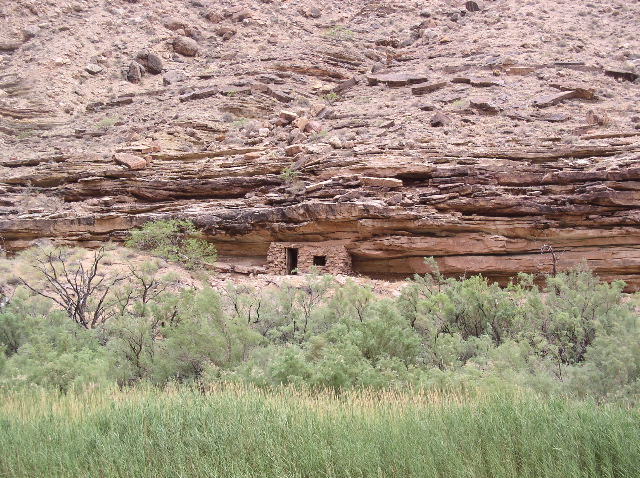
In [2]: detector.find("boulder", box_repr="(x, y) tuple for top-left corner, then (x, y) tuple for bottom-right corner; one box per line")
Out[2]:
(327, 136), (342, 149)
(367, 73), (430, 87)
(604, 69), (639, 83)
(85, 63), (103, 75)
(163, 69), (187, 85)
(231, 9), (253, 22)
(179, 87), (219, 102)
(22, 25), (39, 41)
(306, 7), (322, 18)
(173, 36), (199, 57)
(292, 117), (309, 131)
(135, 49), (163, 74)
(411, 81), (447, 95)
(549, 83), (595, 100)
(305, 121), (322, 133)
(533, 91), (577, 108)
(285, 144), (304, 156)
(469, 96), (501, 113)
(163, 17), (185, 30)
(126, 61), (145, 83)
(279, 110), (298, 123)
(465, 1), (484, 12)
(0, 41), (21, 52)
(430, 111), (451, 127)
(113, 153), (146, 170)
(216, 27), (236, 40)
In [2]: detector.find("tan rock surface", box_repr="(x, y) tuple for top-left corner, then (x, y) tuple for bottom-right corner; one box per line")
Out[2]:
(1, 0), (639, 287)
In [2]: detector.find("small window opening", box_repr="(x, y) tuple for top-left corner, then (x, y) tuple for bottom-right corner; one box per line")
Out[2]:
(313, 255), (327, 266)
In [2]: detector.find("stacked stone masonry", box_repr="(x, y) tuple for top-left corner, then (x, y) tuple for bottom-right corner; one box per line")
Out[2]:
(267, 242), (352, 275)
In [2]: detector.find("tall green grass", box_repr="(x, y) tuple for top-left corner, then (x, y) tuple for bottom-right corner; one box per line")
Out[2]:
(1, 384), (638, 478)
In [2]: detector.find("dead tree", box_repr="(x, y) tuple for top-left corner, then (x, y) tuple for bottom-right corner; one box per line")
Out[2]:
(0, 237), (12, 308)
(21, 247), (123, 329)
(0, 284), (10, 309)
(540, 244), (567, 278)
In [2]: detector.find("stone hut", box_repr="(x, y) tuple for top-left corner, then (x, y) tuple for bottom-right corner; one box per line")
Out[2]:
(267, 241), (352, 275)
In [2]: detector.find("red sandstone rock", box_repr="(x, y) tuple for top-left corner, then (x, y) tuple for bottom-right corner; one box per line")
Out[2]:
(361, 177), (403, 188)
(533, 91), (577, 108)
(469, 96), (501, 113)
(113, 153), (146, 170)
(285, 144), (304, 156)
(279, 110), (297, 123)
(549, 83), (596, 100)
(506, 66), (535, 75)
(292, 117), (309, 131)
(411, 81), (447, 95)
(173, 36), (199, 56)
(366, 73), (430, 87)
(430, 111), (451, 126)
(231, 9), (253, 22)
(1, 0), (640, 288)
(244, 152), (261, 160)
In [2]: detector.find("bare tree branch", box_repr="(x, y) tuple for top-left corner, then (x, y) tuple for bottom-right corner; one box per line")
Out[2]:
(540, 244), (569, 278)
(20, 246), (122, 329)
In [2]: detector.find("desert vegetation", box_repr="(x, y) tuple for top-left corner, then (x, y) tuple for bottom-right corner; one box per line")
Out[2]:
(1, 238), (640, 476)
(3, 246), (639, 399)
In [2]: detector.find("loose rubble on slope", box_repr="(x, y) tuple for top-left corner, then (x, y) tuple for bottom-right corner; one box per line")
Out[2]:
(1, 0), (639, 286)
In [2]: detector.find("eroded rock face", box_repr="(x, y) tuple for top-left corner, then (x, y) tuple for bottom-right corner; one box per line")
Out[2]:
(1, 0), (640, 287)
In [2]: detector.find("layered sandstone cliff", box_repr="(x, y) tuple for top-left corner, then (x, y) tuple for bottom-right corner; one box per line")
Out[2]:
(1, 0), (639, 285)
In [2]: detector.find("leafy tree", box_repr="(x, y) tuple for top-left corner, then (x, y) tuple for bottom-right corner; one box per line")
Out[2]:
(149, 288), (261, 385)
(125, 219), (217, 270)
(307, 341), (372, 389)
(348, 300), (422, 369)
(439, 275), (519, 344)
(518, 266), (629, 372)
(293, 273), (334, 340)
(266, 345), (312, 386)
(324, 280), (375, 324)
(106, 314), (157, 384)
(250, 283), (300, 343)
(0, 296), (38, 356)
(1, 306), (109, 391)
(223, 282), (263, 325)
(113, 260), (173, 318)
(0, 283), (8, 310)
(566, 306), (640, 400)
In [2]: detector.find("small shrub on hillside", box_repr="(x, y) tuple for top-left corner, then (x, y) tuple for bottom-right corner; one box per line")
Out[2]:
(125, 219), (217, 270)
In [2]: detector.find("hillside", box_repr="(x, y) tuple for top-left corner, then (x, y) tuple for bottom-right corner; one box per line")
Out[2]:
(1, 0), (639, 284)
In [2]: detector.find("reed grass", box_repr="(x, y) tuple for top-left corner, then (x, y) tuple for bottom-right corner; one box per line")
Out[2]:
(1, 384), (638, 477)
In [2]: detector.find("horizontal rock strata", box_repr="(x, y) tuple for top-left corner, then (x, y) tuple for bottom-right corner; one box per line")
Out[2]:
(1, 0), (639, 287)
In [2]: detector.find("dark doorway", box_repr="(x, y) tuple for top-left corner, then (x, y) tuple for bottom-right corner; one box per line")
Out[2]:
(286, 248), (298, 274)
(313, 256), (327, 266)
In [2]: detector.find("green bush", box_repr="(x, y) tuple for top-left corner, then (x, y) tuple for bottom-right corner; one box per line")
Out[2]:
(0, 295), (110, 391)
(3, 248), (640, 404)
(125, 219), (217, 270)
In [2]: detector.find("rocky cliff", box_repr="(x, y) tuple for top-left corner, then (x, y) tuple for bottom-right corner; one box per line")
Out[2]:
(1, 0), (639, 285)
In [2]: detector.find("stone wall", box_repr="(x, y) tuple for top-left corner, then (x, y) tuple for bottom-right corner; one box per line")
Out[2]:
(267, 241), (352, 275)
